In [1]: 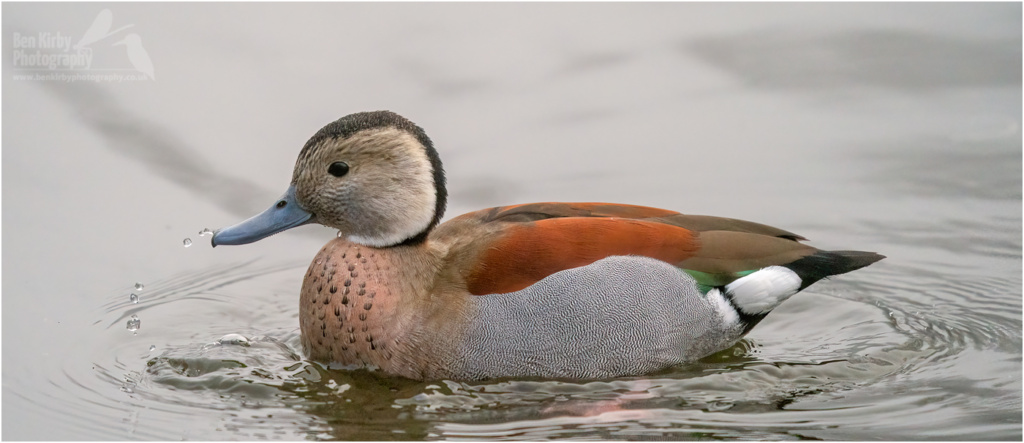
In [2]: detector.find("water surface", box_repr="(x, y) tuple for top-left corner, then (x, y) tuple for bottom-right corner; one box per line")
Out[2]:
(3, 3), (1021, 440)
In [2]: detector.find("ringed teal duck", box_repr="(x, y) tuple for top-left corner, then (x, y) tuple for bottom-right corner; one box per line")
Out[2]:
(212, 111), (884, 381)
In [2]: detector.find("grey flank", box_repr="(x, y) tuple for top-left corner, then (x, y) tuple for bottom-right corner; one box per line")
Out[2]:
(448, 256), (745, 380)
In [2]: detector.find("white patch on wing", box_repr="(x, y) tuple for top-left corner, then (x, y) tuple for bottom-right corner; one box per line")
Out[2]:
(725, 266), (802, 315)
(707, 288), (740, 327)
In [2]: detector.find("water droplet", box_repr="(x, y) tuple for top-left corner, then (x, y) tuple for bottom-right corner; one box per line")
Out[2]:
(218, 333), (250, 347)
(183, 238), (192, 247)
(134, 282), (144, 291)
(198, 228), (213, 237)
(126, 315), (141, 333)
(149, 345), (156, 352)
(129, 293), (139, 304)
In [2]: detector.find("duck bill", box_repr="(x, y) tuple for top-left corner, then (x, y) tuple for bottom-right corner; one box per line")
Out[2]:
(211, 185), (313, 247)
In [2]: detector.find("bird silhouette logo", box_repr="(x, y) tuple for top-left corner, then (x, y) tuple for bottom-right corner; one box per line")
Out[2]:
(73, 9), (155, 80)
(73, 9), (133, 50)
(112, 34), (155, 80)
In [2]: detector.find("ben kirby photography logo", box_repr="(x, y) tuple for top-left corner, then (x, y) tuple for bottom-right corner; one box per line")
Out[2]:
(12, 9), (155, 83)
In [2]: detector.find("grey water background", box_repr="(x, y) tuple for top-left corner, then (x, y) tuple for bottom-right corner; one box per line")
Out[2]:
(3, 3), (1020, 440)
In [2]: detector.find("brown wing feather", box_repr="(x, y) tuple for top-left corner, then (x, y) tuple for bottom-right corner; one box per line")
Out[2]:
(653, 214), (807, 241)
(439, 202), (817, 295)
(464, 217), (700, 295)
(481, 203), (805, 240)
(481, 202), (680, 222)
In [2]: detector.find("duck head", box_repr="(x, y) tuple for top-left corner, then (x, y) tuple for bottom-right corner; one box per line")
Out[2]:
(212, 111), (447, 248)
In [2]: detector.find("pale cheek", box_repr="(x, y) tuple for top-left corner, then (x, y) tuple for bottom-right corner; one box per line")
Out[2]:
(345, 172), (435, 247)
(384, 179), (433, 228)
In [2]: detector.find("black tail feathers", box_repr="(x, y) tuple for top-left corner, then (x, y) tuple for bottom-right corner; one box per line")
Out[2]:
(783, 250), (885, 291)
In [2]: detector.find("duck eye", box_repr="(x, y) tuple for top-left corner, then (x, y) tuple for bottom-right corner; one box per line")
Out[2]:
(328, 161), (349, 177)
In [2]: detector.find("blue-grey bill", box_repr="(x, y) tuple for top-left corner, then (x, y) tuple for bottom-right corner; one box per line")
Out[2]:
(211, 185), (313, 247)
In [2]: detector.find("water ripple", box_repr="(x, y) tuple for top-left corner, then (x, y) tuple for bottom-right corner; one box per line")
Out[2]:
(27, 242), (1019, 440)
